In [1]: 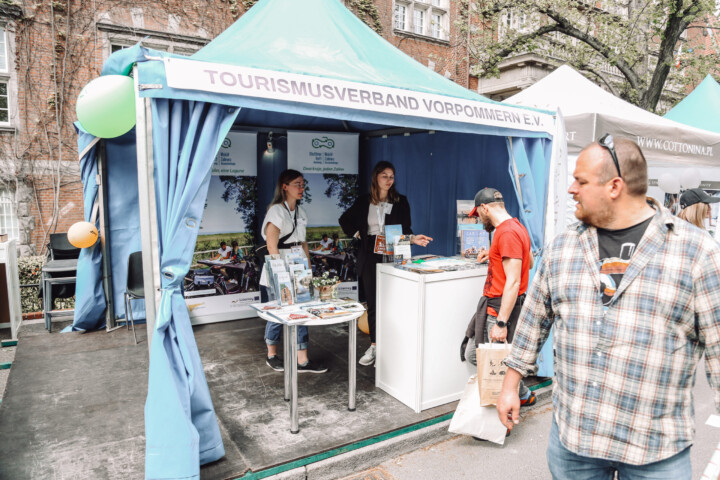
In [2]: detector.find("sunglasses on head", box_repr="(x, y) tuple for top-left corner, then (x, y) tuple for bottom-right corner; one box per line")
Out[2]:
(598, 133), (621, 179)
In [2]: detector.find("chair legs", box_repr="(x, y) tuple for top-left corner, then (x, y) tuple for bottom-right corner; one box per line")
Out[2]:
(124, 292), (138, 345)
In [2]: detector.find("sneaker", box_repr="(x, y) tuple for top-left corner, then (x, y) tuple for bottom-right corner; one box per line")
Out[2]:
(297, 360), (328, 374)
(359, 345), (376, 366)
(266, 355), (284, 372)
(520, 392), (537, 407)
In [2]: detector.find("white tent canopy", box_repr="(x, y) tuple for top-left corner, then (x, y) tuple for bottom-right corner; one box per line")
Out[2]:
(505, 65), (720, 167)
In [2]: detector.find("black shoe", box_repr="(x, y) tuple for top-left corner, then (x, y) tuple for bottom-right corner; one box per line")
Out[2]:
(297, 360), (328, 374)
(266, 355), (284, 372)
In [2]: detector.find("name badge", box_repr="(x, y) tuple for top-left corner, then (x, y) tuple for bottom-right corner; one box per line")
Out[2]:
(384, 203), (393, 215)
(290, 246), (303, 255)
(373, 234), (387, 255)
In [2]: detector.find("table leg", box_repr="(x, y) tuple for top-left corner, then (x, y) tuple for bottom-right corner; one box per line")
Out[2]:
(348, 318), (357, 411)
(43, 276), (51, 332)
(283, 324), (290, 402)
(290, 325), (299, 433)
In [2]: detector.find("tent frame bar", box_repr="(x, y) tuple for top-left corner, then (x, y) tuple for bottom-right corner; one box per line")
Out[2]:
(218, 124), (434, 139)
(134, 67), (161, 351)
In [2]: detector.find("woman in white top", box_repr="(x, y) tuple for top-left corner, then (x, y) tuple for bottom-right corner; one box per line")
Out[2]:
(261, 169), (327, 374)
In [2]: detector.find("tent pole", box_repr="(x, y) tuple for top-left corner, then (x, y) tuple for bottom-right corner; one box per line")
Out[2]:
(96, 141), (116, 331)
(134, 66), (161, 351)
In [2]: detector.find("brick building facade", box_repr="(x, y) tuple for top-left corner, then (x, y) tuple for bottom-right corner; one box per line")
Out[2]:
(0, 0), (470, 256)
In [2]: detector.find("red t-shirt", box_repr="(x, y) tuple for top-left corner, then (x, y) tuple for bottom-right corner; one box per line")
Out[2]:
(483, 218), (532, 316)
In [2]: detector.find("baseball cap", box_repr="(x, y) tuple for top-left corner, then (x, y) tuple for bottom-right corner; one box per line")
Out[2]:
(468, 188), (503, 217)
(679, 188), (720, 209)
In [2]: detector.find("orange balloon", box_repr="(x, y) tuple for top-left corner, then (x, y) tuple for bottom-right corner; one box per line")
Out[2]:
(67, 221), (99, 248)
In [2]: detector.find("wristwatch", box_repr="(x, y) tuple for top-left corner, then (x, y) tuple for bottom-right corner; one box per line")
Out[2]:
(495, 320), (507, 329)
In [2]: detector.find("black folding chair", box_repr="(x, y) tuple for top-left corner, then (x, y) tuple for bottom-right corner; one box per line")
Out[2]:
(123, 251), (144, 344)
(39, 234), (81, 331)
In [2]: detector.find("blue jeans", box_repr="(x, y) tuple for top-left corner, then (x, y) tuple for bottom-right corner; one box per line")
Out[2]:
(261, 286), (309, 351)
(547, 418), (691, 480)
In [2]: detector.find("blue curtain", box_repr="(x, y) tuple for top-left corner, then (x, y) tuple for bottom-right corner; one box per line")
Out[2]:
(506, 136), (555, 377)
(70, 126), (105, 331)
(145, 99), (238, 479)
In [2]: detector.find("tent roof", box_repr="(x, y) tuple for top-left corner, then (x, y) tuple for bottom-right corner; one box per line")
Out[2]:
(503, 65), (720, 165)
(193, 0), (483, 103)
(664, 75), (720, 134)
(505, 65), (676, 126)
(109, 0), (555, 138)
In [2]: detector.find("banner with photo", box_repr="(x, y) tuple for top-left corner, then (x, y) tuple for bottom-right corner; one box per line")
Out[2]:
(288, 131), (360, 299)
(185, 131), (262, 323)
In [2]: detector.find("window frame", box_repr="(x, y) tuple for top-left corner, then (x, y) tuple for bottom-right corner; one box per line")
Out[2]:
(0, 188), (18, 241)
(393, 1), (449, 42)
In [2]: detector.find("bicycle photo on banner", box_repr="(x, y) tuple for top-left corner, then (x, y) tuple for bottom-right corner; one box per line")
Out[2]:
(185, 131), (263, 323)
(288, 131), (360, 300)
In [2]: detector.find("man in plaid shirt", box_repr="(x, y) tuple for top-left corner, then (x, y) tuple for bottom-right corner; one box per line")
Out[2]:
(497, 137), (720, 479)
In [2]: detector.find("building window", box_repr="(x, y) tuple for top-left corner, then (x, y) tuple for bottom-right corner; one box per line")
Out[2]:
(0, 81), (8, 123)
(394, 1), (448, 41)
(0, 189), (18, 240)
(414, 8), (425, 35)
(0, 27), (7, 72)
(431, 13), (442, 38)
(394, 4), (407, 30)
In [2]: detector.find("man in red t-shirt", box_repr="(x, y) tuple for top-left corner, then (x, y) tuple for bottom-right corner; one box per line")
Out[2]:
(468, 187), (535, 405)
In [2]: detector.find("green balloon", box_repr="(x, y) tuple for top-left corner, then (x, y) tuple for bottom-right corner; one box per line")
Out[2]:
(76, 75), (136, 138)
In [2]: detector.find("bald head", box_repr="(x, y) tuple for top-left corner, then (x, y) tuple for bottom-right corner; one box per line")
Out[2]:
(588, 138), (648, 197)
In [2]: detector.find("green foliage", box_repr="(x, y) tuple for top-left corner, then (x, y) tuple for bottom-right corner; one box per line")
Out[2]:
(460, 0), (718, 110)
(345, 0), (383, 34)
(323, 174), (358, 211)
(218, 175), (258, 237)
(17, 255), (74, 314)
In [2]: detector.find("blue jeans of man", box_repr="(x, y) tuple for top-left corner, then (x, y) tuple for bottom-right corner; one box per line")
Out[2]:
(261, 286), (309, 351)
(547, 417), (691, 480)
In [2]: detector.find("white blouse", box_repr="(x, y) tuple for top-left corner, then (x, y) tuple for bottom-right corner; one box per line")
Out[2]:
(261, 202), (307, 245)
(367, 202), (388, 236)
(259, 202), (308, 287)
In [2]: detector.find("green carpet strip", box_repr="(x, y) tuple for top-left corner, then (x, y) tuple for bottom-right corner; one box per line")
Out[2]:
(234, 413), (454, 480)
(1, 340), (17, 347)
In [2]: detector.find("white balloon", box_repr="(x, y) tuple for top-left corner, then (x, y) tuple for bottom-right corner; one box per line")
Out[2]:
(658, 173), (681, 194)
(679, 168), (702, 189)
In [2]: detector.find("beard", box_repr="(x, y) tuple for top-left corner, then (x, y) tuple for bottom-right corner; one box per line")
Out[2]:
(574, 200), (613, 228)
(482, 216), (495, 233)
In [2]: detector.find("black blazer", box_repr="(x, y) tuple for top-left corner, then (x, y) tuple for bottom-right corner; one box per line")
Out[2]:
(339, 194), (414, 272)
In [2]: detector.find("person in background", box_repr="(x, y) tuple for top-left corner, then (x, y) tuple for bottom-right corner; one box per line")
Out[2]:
(230, 240), (243, 261)
(213, 241), (232, 260)
(498, 136), (720, 479)
(339, 161), (433, 366)
(260, 169), (327, 374)
(319, 233), (333, 250)
(331, 233), (343, 253)
(677, 187), (720, 230)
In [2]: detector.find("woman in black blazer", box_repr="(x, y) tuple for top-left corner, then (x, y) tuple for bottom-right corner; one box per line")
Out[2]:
(339, 161), (432, 366)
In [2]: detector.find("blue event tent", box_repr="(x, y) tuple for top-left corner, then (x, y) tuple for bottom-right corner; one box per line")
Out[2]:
(74, 0), (565, 477)
(665, 74), (720, 134)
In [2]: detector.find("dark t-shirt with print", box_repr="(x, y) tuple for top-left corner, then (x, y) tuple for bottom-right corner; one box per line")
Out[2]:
(597, 216), (653, 306)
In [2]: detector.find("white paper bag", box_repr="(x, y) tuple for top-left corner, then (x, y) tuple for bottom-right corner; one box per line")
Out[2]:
(448, 375), (508, 445)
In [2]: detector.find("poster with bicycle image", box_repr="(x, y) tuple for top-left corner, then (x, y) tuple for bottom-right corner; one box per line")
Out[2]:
(288, 131), (360, 300)
(185, 131), (263, 324)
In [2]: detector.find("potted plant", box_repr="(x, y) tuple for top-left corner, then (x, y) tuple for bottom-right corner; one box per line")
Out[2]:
(312, 271), (340, 300)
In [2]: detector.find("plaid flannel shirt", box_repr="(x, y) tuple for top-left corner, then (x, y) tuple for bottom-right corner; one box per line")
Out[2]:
(505, 207), (720, 465)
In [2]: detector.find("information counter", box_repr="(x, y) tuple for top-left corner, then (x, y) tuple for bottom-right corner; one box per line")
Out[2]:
(375, 262), (487, 413)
